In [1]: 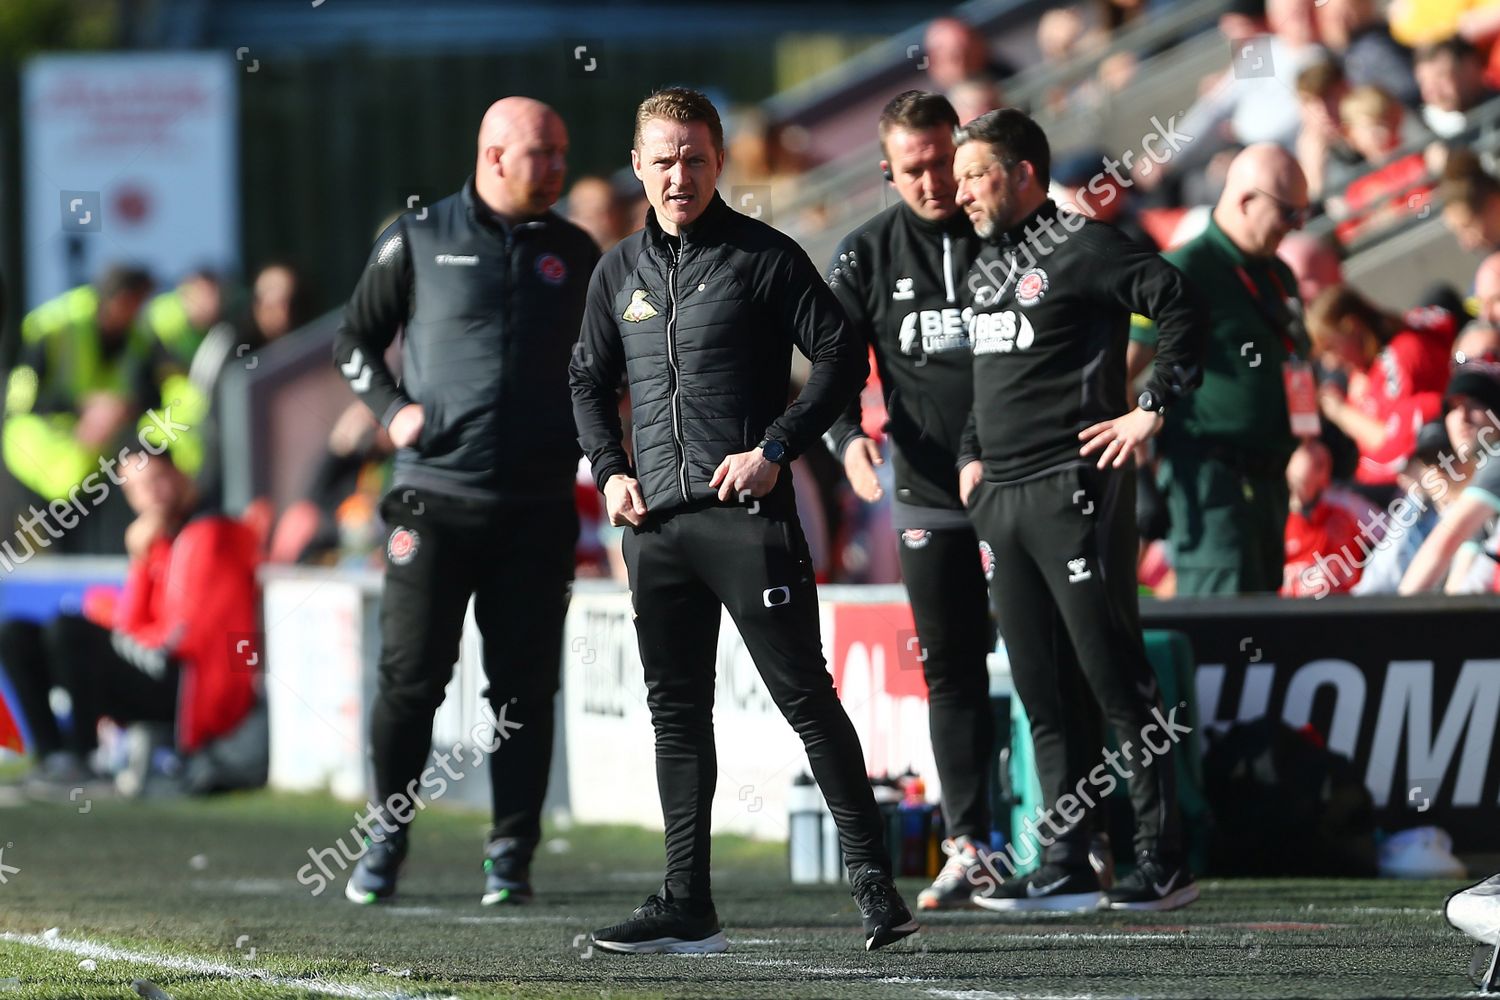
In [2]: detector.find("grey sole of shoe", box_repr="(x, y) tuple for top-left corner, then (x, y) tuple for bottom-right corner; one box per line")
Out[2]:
(480, 889), (533, 906)
(972, 891), (1104, 913)
(867, 919), (920, 950)
(1105, 883), (1201, 911)
(591, 931), (729, 955)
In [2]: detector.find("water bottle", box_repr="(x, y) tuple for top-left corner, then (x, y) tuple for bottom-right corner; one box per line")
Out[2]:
(788, 772), (824, 884)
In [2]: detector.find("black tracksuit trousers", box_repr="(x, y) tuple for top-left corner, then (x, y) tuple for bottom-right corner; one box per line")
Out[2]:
(370, 488), (576, 845)
(0, 614), (176, 758)
(621, 495), (888, 902)
(894, 523), (995, 842)
(965, 462), (1182, 866)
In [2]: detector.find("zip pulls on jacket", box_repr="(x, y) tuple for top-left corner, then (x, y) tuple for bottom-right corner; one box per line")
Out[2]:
(943, 232), (956, 305)
(663, 238), (691, 503)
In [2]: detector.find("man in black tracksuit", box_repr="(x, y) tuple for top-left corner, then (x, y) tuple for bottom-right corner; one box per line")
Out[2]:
(332, 98), (598, 907)
(571, 88), (916, 954)
(822, 92), (995, 911)
(952, 110), (1205, 912)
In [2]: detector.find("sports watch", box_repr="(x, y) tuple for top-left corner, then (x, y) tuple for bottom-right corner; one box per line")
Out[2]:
(1137, 388), (1167, 417)
(758, 438), (788, 465)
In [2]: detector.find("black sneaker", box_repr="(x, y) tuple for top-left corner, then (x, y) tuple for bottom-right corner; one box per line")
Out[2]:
(1103, 851), (1199, 911)
(344, 828), (408, 905)
(591, 892), (728, 954)
(849, 865), (919, 950)
(481, 837), (533, 905)
(971, 861), (1102, 912)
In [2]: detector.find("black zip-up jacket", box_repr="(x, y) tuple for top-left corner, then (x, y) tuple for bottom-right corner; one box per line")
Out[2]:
(570, 192), (867, 517)
(333, 177), (599, 501)
(824, 202), (980, 519)
(958, 199), (1205, 482)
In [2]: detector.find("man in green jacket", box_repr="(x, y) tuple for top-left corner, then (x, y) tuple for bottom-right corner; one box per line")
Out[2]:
(1129, 145), (1313, 595)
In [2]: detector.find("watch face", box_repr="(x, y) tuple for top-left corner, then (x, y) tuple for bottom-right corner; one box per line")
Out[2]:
(1138, 390), (1156, 411)
(762, 440), (785, 463)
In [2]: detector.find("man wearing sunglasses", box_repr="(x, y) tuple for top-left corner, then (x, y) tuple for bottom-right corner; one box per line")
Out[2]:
(1129, 144), (1313, 596)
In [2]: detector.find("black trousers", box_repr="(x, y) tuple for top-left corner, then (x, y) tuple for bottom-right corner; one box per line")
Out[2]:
(370, 488), (576, 844)
(895, 523), (995, 842)
(966, 463), (1181, 865)
(622, 497), (888, 902)
(0, 614), (176, 757)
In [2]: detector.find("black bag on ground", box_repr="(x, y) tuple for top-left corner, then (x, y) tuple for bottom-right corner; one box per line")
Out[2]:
(1202, 717), (1377, 877)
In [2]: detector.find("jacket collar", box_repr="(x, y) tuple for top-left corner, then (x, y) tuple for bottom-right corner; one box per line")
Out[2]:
(1202, 214), (1254, 268)
(644, 190), (731, 253)
(461, 174), (553, 235)
(993, 197), (1060, 248)
(899, 200), (973, 239)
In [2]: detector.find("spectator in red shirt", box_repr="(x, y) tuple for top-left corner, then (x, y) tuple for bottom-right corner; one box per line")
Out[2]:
(1329, 86), (1435, 242)
(1283, 439), (1367, 595)
(0, 449), (260, 790)
(1309, 285), (1456, 492)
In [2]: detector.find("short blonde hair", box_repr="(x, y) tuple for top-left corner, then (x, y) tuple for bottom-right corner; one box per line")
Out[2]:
(1340, 84), (1398, 125)
(634, 87), (724, 152)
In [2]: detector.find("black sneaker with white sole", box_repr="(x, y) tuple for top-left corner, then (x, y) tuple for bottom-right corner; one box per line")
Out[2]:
(1103, 851), (1200, 911)
(481, 837), (533, 905)
(344, 828), (408, 905)
(849, 865), (919, 950)
(971, 861), (1102, 912)
(591, 892), (728, 954)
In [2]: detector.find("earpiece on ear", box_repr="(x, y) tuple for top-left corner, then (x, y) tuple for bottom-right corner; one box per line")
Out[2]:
(882, 164), (894, 183)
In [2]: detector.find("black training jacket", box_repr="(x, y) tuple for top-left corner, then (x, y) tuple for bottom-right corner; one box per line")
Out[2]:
(333, 176), (599, 501)
(958, 199), (1205, 482)
(570, 192), (867, 516)
(824, 202), (980, 515)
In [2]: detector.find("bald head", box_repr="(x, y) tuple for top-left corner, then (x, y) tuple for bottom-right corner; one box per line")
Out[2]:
(925, 17), (989, 90)
(1215, 144), (1310, 257)
(1475, 252), (1500, 327)
(1279, 232), (1343, 303)
(475, 97), (568, 221)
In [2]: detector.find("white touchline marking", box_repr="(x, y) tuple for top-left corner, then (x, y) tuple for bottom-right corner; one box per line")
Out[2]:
(452, 915), (575, 925)
(0, 932), (459, 1000)
(929, 992), (1104, 1000)
(1337, 907), (1442, 917)
(189, 878), (288, 895)
(732, 957), (869, 976)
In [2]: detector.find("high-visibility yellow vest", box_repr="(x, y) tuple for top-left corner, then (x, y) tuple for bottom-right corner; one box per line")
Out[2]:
(140, 290), (211, 476)
(3, 286), (159, 500)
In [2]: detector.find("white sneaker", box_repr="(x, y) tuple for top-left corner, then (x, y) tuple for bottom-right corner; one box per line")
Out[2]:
(1448, 874), (1500, 946)
(916, 837), (985, 911)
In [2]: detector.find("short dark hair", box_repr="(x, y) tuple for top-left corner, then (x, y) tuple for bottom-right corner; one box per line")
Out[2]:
(634, 87), (724, 152)
(953, 108), (1051, 189)
(1439, 148), (1500, 213)
(878, 90), (960, 153)
(1417, 36), (1481, 65)
(96, 264), (153, 302)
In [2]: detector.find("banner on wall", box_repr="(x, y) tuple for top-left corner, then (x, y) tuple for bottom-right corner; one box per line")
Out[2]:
(22, 53), (239, 307)
(1142, 596), (1500, 852)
